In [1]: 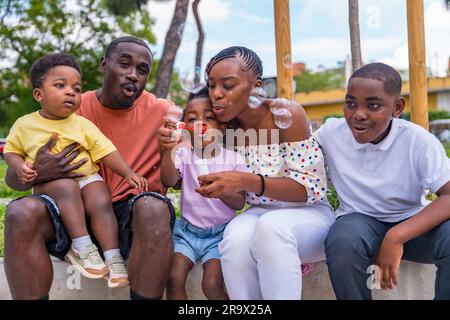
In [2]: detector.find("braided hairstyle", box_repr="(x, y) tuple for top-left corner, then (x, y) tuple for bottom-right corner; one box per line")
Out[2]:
(205, 46), (263, 81)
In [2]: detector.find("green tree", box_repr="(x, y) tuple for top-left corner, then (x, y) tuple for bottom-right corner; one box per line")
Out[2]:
(104, 0), (189, 105)
(400, 110), (450, 121)
(0, 0), (155, 135)
(295, 64), (346, 94)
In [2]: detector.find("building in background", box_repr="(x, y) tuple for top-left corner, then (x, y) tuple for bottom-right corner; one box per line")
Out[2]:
(296, 76), (450, 130)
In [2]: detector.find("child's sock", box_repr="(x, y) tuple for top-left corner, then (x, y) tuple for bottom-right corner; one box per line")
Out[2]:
(71, 235), (93, 252)
(104, 248), (121, 261)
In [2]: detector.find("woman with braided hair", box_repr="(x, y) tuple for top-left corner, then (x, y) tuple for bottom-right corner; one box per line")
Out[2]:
(195, 46), (335, 299)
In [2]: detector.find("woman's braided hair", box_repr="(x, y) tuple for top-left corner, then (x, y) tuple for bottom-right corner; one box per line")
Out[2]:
(205, 46), (263, 81)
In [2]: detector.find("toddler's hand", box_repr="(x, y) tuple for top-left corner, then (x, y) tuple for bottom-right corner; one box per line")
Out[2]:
(17, 162), (37, 185)
(125, 172), (149, 192)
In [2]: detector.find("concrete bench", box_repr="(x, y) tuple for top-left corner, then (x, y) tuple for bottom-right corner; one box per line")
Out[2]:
(0, 258), (436, 299)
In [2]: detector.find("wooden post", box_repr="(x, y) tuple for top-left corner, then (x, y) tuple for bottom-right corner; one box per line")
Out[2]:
(406, 0), (428, 130)
(274, 0), (294, 99)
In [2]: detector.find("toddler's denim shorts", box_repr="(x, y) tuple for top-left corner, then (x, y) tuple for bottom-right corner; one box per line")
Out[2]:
(173, 216), (228, 264)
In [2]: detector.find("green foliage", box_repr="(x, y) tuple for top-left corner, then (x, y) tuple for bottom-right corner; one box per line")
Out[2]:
(443, 142), (450, 157)
(400, 110), (450, 121)
(103, 0), (149, 16)
(323, 113), (344, 123)
(326, 184), (340, 211)
(295, 64), (346, 94)
(0, 0), (156, 132)
(0, 160), (31, 198)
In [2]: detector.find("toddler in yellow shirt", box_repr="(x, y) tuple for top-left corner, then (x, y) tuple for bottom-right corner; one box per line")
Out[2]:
(4, 53), (148, 288)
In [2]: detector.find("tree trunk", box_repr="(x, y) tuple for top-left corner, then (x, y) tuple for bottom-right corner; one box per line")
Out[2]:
(0, 0), (12, 24)
(348, 0), (362, 72)
(153, 0), (190, 98)
(192, 0), (204, 84)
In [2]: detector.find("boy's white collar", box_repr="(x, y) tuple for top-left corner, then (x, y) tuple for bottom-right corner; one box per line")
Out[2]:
(350, 118), (399, 151)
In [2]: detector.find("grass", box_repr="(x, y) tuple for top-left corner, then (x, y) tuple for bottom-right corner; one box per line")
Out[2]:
(0, 160), (31, 199)
(443, 142), (450, 157)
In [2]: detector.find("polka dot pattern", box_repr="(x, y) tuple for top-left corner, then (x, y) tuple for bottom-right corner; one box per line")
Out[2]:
(233, 137), (327, 205)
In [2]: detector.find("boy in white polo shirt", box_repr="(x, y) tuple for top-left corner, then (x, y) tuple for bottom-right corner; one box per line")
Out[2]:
(315, 63), (450, 300)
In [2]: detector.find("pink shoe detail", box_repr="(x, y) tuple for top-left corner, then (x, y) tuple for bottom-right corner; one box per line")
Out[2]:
(301, 263), (315, 276)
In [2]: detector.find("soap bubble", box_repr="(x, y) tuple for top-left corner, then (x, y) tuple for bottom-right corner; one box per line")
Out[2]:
(273, 108), (293, 129)
(248, 87), (267, 109)
(167, 104), (183, 123)
(177, 22), (197, 43)
(179, 66), (204, 93)
(270, 98), (293, 129)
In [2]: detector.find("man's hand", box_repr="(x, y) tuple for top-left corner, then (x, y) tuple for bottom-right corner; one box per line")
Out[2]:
(375, 232), (403, 290)
(17, 162), (37, 185)
(33, 135), (88, 184)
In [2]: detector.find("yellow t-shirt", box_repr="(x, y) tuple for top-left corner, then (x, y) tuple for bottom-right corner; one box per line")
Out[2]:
(4, 111), (117, 178)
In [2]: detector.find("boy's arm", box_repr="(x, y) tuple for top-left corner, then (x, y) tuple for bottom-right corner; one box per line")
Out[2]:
(376, 180), (450, 290)
(219, 191), (246, 210)
(160, 149), (181, 188)
(100, 150), (148, 191)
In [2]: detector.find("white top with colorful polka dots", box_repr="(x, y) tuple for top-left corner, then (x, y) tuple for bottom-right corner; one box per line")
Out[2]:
(233, 136), (328, 206)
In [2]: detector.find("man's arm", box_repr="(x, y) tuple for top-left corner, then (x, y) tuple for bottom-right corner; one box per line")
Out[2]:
(5, 135), (87, 191)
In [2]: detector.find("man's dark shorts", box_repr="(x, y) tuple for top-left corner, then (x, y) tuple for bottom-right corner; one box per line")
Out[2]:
(9, 192), (175, 261)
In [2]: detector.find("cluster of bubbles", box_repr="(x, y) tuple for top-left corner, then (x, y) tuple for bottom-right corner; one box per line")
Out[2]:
(179, 66), (205, 94)
(248, 87), (293, 129)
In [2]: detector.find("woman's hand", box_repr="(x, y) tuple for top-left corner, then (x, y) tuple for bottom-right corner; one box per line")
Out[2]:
(195, 171), (248, 198)
(375, 231), (404, 290)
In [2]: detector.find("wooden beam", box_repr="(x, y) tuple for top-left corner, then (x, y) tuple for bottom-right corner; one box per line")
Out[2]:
(407, 0), (429, 130)
(274, 0), (294, 99)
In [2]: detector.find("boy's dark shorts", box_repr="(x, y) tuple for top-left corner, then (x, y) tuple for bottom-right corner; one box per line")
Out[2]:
(10, 192), (175, 261)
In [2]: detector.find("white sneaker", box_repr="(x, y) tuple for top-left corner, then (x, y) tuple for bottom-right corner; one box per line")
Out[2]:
(65, 244), (108, 279)
(106, 255), (129, 288)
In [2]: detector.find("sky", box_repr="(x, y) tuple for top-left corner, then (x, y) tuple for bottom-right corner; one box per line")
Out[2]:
(146, 0), (450, 80)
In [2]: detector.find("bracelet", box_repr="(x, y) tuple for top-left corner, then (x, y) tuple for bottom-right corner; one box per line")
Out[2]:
(255, 174), (265, 197)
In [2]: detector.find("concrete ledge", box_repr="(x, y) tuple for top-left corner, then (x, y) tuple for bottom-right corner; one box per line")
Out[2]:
(0, 258), (436, 299)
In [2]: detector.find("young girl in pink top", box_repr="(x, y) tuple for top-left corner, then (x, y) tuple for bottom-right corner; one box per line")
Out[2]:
(158, 87), (247, 300)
